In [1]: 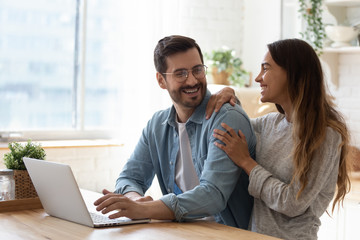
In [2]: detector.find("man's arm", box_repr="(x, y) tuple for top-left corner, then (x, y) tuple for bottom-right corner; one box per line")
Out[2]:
(114, 122), (156, 196)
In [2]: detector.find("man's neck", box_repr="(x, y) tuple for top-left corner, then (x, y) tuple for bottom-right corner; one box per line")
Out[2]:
(174, 106), (195, 123)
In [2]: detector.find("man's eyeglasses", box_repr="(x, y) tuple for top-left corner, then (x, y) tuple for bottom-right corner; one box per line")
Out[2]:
(162, 65), (208, 83)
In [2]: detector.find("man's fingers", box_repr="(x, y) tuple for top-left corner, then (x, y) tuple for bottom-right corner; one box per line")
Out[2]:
(94, 193), (113, 206)
(95, 194), (124, 209)
(102, 189), (112, 195)
(100, 202), (124, 214)
(108, 211), (126, 219)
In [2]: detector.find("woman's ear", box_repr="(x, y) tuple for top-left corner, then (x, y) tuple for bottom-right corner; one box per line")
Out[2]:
(156, 72), (166, 89)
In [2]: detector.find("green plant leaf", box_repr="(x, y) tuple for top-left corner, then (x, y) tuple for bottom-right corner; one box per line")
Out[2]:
(3, 140), (46, 170)
(298, 0), (325, 55)
(205, 47), (250, 87)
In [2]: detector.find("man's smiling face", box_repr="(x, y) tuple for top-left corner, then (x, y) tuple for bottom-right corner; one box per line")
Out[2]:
(158, 47), (207, 120)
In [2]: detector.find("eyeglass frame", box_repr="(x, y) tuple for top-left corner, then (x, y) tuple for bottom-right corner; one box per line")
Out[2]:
(161, 64), (208, 83)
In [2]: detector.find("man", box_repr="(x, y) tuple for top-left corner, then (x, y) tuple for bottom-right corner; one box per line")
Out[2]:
(94, 35), (256, 229)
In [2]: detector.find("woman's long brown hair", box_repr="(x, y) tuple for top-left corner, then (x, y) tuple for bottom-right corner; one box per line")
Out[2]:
(268, 39), (351, 212)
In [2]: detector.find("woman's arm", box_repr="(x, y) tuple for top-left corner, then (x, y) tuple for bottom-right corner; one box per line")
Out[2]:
(251, 129), (342, 217)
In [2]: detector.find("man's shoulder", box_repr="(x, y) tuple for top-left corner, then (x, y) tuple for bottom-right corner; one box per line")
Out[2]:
(202, 103), (252, 132)
(216, 103), (250, 121)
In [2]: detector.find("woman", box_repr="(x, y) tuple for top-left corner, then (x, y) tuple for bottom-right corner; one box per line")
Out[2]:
(211, 39), (351, 240)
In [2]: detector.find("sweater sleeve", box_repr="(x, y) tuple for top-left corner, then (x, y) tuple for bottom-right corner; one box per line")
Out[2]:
(248, 127), (341, 217)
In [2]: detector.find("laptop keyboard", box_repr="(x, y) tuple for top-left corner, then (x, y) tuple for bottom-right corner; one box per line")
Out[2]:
(90, 212), (127, 224)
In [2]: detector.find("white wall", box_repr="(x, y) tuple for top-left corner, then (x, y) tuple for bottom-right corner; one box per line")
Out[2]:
(242, 0), (282, 85)
(116, 0), (248, 148)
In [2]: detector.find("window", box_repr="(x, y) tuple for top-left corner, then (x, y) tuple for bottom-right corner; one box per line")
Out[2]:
(0, 0), (77, 131)
(0, 0), (173, 143)
(0, 0), (247, 143)
(0, 0), (131, 141)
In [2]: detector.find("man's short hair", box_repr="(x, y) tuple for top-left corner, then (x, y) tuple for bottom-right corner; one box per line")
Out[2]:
(154, 35), (204, 75)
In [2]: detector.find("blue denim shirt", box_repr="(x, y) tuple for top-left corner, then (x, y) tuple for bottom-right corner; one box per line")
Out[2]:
(115, 90), (256, 229)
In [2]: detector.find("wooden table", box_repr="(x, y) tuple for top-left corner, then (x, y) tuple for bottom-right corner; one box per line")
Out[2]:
(0, 190), (281, 240)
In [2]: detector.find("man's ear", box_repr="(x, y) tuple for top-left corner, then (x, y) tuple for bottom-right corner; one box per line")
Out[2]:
(156, 72), (166, 89)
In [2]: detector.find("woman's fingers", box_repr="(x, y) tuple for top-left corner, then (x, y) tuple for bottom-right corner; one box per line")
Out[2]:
(238, 129), (246, 139)
(205, 87), (237, 119)
(213, 128), (233, 144)
(220, 123), (238, 137)
(205, 95), (217, 119)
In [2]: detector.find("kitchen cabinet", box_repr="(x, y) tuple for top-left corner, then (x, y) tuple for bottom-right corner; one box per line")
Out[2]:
(321, 47), (360, 88)
(325, 0), (360, 25)
(321, 1), (360, 88)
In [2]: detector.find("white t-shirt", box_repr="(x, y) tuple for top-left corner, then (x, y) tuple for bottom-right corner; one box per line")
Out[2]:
(175, 121), (199, 192)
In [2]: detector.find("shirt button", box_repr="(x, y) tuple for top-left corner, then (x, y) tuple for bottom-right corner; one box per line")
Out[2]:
(170, 161), (173, 165)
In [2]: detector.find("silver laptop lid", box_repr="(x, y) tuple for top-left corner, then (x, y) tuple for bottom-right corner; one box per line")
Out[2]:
(23, 157), (95, 227)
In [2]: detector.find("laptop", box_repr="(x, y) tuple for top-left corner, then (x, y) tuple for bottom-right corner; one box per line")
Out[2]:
(23, 157), (150, 228)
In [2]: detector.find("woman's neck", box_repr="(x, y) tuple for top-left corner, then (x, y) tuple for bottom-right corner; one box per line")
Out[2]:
(280, 102), (293, 122)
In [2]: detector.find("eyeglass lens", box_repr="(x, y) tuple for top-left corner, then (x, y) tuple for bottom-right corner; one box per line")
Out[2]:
(174, 65), (207, 82)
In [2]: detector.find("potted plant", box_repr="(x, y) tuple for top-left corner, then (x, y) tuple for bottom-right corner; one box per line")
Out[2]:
(3, 140), (46, 199)
(205, 47), (250, 87)
(299, 0), (326, 55)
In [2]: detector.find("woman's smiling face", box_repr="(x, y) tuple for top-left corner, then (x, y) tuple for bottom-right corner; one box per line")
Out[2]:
(255, 51), (290, 106)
